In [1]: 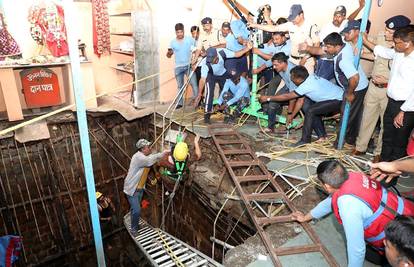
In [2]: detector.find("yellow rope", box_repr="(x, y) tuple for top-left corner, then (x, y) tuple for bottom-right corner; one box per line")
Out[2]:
(155, 228), (185, 267)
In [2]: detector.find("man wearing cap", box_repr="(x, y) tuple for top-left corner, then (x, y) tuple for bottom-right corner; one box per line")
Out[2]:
(194, 44), (252, 123)
(300, 32), (369, 146)
(123, 139), (168, 236)
(192, 17), (221, 67)
(167, 23), (199, 108)
(354, 15), (411, 162)
(317, 1), (366, 80)
(218, 22), (231, 44)
(362, 25), (414, 174)
(216, 69), (250, 123)
(248, 4), (320, 74)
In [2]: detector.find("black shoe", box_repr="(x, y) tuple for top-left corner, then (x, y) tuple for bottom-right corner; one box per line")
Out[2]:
(176, 104), (183, 110)
(204, 114), (211, 124)
(289, 140), (308, 147)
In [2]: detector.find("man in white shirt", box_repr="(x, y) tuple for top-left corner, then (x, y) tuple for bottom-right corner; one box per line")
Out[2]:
(362, 26), (414, 178)
(248, 4), (320, 74)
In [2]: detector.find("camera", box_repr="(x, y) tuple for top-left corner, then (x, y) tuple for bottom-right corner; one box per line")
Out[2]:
(257, 4), (271, 25)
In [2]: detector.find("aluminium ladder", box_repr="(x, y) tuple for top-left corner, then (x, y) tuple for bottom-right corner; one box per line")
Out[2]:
(124, 213), (223, 267)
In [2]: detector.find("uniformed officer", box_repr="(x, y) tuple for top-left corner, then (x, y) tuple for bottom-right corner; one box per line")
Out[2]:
(222, 20), (250, 75)
(362, 25), (414, 170)
(354, 15), (411, 162)
(194, 45), (252, 123)
(192, 17), (221, 66)
(248, 4), (320, 74)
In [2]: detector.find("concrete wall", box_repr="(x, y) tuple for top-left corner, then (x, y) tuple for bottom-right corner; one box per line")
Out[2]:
(1, 0), (414, 108)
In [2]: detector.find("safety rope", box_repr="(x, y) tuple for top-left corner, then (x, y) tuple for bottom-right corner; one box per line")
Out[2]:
(155, 228), (186, 267)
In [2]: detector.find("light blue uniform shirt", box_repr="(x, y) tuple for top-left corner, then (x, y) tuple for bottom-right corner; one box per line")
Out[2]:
(226, 34), (245, 52)
(200, 48), (236, 78)
(334, 42), (369, 92)
(310, 195), (373, 267)
(257, 40), (292, 68)
(217, 77), (250, 106)
(169, 36), (195, 67)
(294, 75), (343, 102)
(279, 61), (298, 92)
(230, 20), (249, 40)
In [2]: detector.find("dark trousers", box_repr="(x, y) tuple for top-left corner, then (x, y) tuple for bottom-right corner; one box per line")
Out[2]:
(225, 55), (248, 75)
(265, 75), (286, 129)
(195, 66), (201, 85)
(381, 98), (414, 162)
(302, 98), (326, 138)
(338, 88), (367, 145)
(205, 72), (231, 113)
(301, 100), (342, 143)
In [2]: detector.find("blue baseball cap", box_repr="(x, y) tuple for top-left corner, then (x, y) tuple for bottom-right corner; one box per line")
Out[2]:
(288, 4), (303, 21)
(385, 15), (411, 30)
(341, 20), (361, 34)
(206, 47), (217, 63)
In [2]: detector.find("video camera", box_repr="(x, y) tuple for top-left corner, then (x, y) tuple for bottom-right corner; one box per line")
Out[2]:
(257, 4), (271, 25)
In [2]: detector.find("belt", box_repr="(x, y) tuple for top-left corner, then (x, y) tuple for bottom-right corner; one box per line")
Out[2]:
(372, 81), (388, 88)
(290, 55), (303, 60)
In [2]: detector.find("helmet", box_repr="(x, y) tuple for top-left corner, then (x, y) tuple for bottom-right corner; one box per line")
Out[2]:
(173, 142), (189, 162)
(96, 192), (102, 199)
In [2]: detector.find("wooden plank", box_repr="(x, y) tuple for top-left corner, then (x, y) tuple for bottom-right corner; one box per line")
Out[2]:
(256, 215), (293, 226)
(0, 68), (24, 121)
(245, 192), (284, 201)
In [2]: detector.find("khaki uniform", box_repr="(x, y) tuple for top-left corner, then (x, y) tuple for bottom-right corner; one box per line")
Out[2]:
(355, 32), (391, 155)
(197, 28), (221, 51)
(277, 21), (320, 74)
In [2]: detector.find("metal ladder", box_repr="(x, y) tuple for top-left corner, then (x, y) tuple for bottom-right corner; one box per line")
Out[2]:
(208, 124), (339, 267)
(124, 213), (223, 267)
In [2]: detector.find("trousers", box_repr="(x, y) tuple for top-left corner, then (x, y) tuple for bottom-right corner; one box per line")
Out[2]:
(205, 72), (231, 113)
(301, 100), (342, 143)
(355, 82), (388, 155)
(175, 65), (199, 105)
(126, 189), (144, 232)
(381, 98), (414, 162)
(338, 88), (367, 146)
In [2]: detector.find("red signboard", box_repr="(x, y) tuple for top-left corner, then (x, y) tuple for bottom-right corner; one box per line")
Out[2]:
(20, 67), (61, 108)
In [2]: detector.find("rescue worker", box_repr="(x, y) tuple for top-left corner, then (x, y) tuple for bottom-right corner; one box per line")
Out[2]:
(300, 32), (369, 146)
(123, 139), (168, 236)
(96, 191), (115, 222)
(259, 66), (343, 146)
(194, 44), (252, 123)
(248, 4), (320, 74)
(317, 2), (365, 80)
(354, 15), (411, 162)
(159, 134), (202, 181)
(292, 160), (414, 267)
(216, 69), (250, 123)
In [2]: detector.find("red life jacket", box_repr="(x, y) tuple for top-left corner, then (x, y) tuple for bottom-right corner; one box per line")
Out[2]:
(332, 172), (414, 251)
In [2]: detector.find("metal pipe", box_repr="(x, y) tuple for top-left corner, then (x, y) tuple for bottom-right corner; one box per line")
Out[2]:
(210, 237), (235, 250)
(63, 1), (105, 265)
(337, 0), (373, 149)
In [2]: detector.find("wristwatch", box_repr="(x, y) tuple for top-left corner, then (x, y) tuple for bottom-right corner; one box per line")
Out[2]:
(267, 97), (271, 102)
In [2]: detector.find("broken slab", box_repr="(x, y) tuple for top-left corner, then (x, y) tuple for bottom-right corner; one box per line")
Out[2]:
(14, 120), (50, 143)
